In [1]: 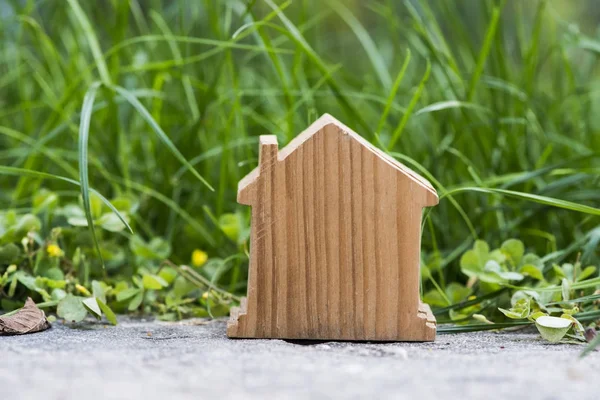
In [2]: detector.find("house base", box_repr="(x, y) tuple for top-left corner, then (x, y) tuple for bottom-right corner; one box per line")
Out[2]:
(227, 297), (436, 342)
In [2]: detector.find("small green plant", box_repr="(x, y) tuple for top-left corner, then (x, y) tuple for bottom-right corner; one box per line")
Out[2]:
(0, 190), (244, 324)
(427, 238), (599, 346)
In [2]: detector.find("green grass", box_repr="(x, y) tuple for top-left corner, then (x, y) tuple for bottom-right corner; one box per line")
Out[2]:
(0, 0), (599, 334)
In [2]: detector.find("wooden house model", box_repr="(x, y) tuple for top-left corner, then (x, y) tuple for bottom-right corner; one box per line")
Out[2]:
(227, 114), (438, 341)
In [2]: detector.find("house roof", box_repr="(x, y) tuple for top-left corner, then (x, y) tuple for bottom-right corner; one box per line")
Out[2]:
(238, 114), (438, 200)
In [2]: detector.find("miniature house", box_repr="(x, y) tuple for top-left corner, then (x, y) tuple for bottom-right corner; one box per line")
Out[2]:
(228, 114), (438, 341)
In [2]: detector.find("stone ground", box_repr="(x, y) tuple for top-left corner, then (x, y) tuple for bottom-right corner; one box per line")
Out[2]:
(0, 318), (598, 400)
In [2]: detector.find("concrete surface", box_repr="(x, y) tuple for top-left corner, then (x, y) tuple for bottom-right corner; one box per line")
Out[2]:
(0, 318), (597, 400)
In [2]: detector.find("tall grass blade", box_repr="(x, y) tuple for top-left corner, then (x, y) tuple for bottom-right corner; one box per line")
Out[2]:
(376, 49), (411, 135)
(387, 59), (431, 149)
(327, 0), (391, 89)
(78, 81), (105, 264)
(111, 85), (214, 191)
(581, 332), (600, 357)
(466, 2), (503, 101)
(415, 101), (492, 116)
(263, 0), (371, 132)
(66, 0), (111, 84)
(0, 166), (131, 233)
(443, 187), (600, 216)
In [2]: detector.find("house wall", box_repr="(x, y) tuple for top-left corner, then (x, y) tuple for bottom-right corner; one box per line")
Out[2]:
(229, 124), (435, 341)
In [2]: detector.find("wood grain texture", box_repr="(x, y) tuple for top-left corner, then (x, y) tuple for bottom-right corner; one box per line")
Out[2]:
(228, 114), (438, 341)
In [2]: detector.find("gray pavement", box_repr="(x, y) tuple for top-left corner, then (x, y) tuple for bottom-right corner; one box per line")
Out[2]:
(0, 318), (598, 400)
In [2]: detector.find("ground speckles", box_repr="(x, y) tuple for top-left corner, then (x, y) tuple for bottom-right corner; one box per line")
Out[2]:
(0, 319), (598, 400)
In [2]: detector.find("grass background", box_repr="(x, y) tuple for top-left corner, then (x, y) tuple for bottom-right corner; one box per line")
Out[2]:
(1, 0), (599, 318)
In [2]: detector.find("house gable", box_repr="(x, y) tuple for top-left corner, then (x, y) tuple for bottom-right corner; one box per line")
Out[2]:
(237, 114), (438, 207)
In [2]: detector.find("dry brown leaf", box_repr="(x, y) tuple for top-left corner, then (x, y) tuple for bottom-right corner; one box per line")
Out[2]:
(0, 297), (51, 335)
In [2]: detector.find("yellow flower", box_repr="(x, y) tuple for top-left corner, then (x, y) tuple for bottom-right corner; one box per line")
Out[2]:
(202, 292), (209, 300)
(75, 284), (91, 296)
(46, 244), (64, 257)
(192, 249), (208, 267)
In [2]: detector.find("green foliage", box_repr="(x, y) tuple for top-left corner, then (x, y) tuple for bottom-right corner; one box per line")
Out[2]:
(0, 0), (599, 352)
(57, 295), (88, 323)
(430, 238), (598, 345)
(0, 190), (240, 323)
(535, 316), (574, 343)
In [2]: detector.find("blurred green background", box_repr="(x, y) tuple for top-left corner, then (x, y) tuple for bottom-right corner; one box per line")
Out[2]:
(0, 0), (599, 321)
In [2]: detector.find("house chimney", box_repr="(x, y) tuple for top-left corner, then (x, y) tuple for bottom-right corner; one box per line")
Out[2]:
(259, 135), (278, 172)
